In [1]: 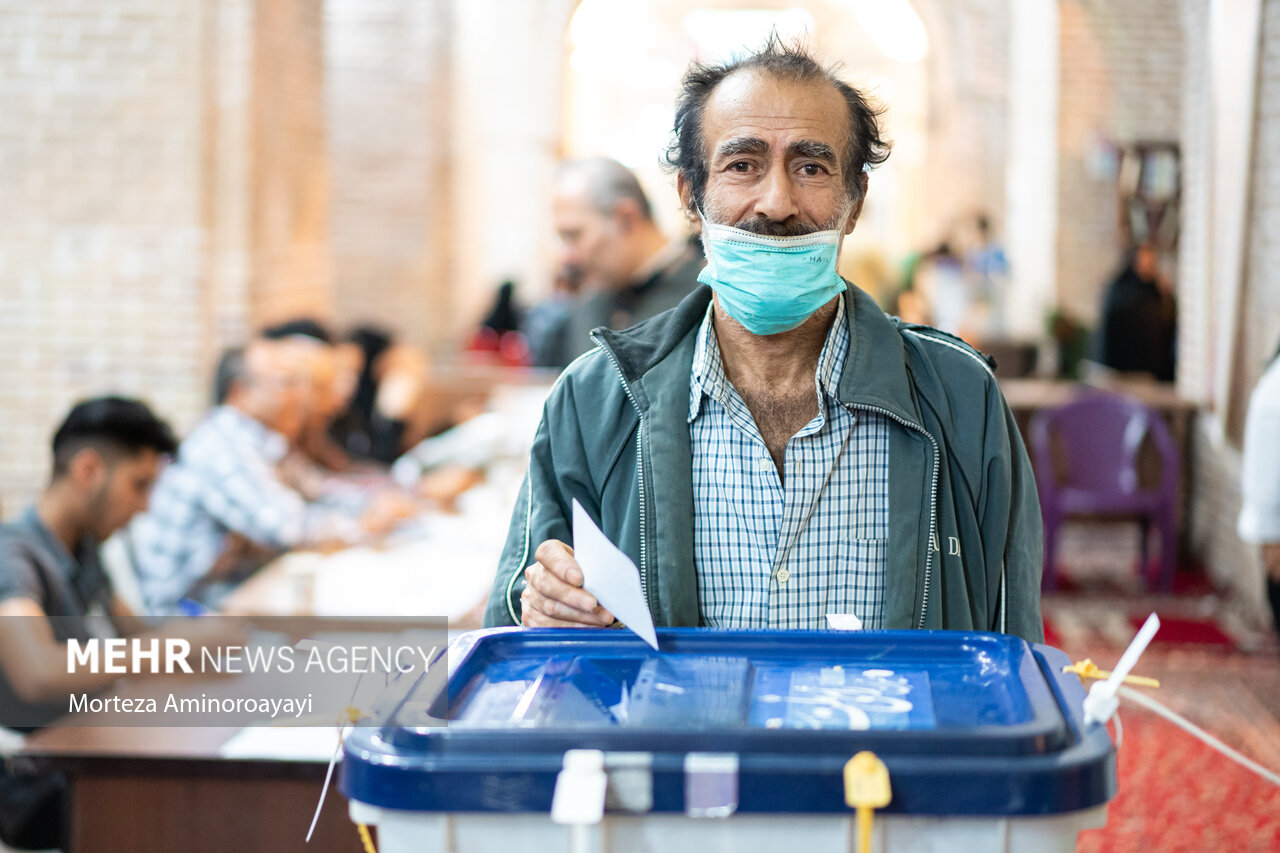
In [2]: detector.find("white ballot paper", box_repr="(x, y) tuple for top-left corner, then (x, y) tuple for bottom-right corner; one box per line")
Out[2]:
(572, 499), (659, 650)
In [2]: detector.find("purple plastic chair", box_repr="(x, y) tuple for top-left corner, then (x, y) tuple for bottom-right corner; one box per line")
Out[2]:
(1030, 391), (1180, 592)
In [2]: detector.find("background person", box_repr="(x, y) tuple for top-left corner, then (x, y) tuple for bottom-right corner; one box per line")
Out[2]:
(539, 157), (705, 367)
(129, 337), (408, 615)
(1239, 342), (1280, 642)
(1094, 241), (1177, 382)
(0, 398), (240, 849)
(261, 318), (362, 473)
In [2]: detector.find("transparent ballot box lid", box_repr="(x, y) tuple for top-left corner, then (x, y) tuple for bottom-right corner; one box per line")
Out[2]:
(340, 629), (1115, 816)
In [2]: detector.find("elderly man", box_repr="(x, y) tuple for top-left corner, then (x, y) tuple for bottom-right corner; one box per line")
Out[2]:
(130, 336), (405, 615)
(484, 41), (1042, 642)
(541, 157), (704, 367)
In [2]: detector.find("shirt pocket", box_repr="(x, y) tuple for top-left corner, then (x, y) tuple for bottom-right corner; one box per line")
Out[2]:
(825, 537), (888, 627)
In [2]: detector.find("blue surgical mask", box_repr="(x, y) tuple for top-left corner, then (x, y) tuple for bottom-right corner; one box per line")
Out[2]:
(697, 215), (846, 336)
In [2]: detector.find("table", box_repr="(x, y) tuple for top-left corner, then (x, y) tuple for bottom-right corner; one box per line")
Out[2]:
(221, 374), (551, 634)
(999, 377), (1198, 444)
(21, 715), (360, 853)
(220, 509), (508, 635)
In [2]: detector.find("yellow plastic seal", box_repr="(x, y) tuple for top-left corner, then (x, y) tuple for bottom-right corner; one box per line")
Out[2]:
(1063, 658), (1160, 688)
(844, 751), (891, 853)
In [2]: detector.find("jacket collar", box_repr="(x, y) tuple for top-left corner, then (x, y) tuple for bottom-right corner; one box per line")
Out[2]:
(593, 283), (923, 428)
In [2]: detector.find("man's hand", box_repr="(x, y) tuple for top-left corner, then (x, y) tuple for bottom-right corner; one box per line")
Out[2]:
(418, 465), (484, 512)
(520, 540), (614, 627)
(359, 491), (420, 536)
(207, 532), (275, 581)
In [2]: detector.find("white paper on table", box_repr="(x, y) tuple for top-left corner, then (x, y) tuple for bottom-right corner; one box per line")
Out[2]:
(571, 499), (659, 650)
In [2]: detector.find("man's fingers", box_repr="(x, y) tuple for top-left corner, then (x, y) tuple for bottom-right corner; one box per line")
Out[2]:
(534, 539), (584, 587)
(526, 554), (596, 613)
(520, 574), (613, 627)
(523, 566), (602, 620)
(521, 595), (608, 628)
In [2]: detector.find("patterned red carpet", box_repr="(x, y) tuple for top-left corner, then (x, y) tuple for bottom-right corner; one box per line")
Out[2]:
(1043, 524), (1280, 851)
(1076, 707), (1280, 852)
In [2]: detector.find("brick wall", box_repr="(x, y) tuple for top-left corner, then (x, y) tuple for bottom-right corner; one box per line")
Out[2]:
(1239, 0), (1280, 411)
(1181, 0), (1280, 626)
(324, 0), (452, 352)
(915, 0), (1012, 245)
(0, 0), (332, 517)
(1176, 0), (1212, 403)
(1056, 0), (1184, 325)
(0, 1), (210, 516)
(448, 0), (577, 348)
(250, 0), (332, 325)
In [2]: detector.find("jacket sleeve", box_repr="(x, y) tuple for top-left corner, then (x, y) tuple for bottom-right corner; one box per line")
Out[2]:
(483, 390), (576, 627)
(982, 379), (1045, 643)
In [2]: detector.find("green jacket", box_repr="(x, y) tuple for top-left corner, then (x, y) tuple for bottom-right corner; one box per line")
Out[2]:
(484, 285), (1044, 642)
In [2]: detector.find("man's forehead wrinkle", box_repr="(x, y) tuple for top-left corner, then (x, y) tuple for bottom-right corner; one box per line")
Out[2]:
(703, 69), (854, 167)
(721, 113), (832, 130)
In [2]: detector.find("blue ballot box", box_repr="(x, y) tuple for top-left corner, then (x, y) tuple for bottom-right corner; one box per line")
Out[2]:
(340, 629), (1115, 853)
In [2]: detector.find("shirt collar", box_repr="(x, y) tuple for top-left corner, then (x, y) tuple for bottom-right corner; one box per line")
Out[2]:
(688, 296), (849, 423)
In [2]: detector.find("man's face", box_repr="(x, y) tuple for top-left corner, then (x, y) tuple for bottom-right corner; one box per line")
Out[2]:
(86, 448), (163, 540)
(552, 183), (628, 289)
(681, 69), (861, 237)
(1134, 245), (1159, 282)
(239, 340), (313, 442)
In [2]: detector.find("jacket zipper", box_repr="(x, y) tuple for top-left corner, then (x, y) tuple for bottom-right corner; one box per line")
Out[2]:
(845, 403), (940, 629)
(590, 334), (651, 612)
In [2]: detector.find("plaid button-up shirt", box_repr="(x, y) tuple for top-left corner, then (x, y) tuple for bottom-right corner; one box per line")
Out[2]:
(688, 298), (890, 629)
(130, 406), (362, 614)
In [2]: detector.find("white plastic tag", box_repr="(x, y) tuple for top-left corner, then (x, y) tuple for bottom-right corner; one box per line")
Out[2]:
(826, 614), (863, 631)
(551, 749), (608, 825)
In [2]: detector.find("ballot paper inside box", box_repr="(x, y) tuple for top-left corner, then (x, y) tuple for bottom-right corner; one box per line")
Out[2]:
(341, 628), (1115, 832)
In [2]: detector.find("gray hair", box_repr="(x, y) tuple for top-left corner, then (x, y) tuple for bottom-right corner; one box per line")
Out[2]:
(556, 157), (654, 221)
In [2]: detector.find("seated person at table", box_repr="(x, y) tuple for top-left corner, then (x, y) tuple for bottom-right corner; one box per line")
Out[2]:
(538, 157), (705, 368)
(130, 337), (404, 615)
(262, 318), (363, 473)
(484, 40), (1042, 642)
(0, 398), (239, 849)
(331, 326), (439, 464)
